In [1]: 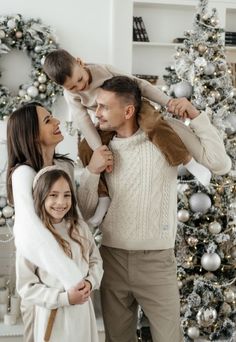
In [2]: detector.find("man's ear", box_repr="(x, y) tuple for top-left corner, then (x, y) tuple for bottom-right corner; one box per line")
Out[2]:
(76, 58), (85, 67)
(124, 105), (135, 120)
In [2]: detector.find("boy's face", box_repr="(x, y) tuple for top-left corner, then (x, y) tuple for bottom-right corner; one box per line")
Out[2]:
(63, 61), (90, 93)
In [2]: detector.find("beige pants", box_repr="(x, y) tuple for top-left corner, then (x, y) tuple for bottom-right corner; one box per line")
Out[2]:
(20, 301), (34, 342)
(100, 246), (183, 342)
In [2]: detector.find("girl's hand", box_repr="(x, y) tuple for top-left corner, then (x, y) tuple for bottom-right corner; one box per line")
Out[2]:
(167, 98), (200, 120)
(68, 281), (90, 305)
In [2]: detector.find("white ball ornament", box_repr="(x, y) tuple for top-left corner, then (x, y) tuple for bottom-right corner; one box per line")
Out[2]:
(201, 252), (221, 271)
(2, 206), (14, 218)
(39, 84), (46, 92)
(189, 192), (211, 213)
(204, 63), (215, 75)
(0, 30), (6, 38)
(38, 74), (47, 83)
(174, 81), (192, 99)
(0, 197), (7, 208)
(27, 86), (39, 98)
(208, 221), (222, 234)
(7, 19), (16, 29)
(18, 89), (26, 97)
(177, 209), (190, 222)
(187, 326), (200, 339)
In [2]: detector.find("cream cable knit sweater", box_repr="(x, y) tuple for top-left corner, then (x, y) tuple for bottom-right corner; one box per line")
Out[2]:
(78, 112), (232, 250)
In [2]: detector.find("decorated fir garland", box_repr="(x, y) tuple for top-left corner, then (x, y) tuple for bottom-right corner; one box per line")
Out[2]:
(0, 14), (62, 120)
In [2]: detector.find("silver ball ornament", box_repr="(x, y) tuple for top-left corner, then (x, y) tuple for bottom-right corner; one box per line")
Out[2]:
(224, 289), (235, 303)
(38, 74), (47, 83)
(0, 30), (6, 39)
(208, 221), (222, 234)
(27, 86), (39, 98)
(187, 326), (200, 339)
(177, 209), (190, 222)
(2, 206), (14, 218)
(34, 45), (42, 53)
(174, 81), (192, 99)
(225, 113), (236, 134)
(196, 307), (217, 327)
(201, 252), (221, 271)
(210, 17), (218, 26)
(204, 63), (215, 75)
(19, 89), (26, 97)
(0, 197), (7, 208)
(7, 19), (16, 29)
(189, 192), (211, 213)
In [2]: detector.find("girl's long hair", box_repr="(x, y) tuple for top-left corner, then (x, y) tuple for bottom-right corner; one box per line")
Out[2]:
(33, 169), (87, 260)
(6, 102), (72, 204)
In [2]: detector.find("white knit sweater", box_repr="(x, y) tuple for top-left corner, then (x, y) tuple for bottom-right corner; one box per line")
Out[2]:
(78, 112), (232, 250)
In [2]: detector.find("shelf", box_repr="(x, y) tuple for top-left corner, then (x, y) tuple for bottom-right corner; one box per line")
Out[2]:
(133, 42), (183, 47)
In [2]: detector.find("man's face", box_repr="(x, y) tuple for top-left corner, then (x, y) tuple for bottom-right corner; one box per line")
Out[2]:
(96, 89), (127, 132)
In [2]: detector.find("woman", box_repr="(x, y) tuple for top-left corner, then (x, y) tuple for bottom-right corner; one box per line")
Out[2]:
(6, 102), (103, 341)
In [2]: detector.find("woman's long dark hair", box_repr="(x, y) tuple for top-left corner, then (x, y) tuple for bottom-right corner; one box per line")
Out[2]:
(6, 102), (71, 204)
(33, 169), (87, 260)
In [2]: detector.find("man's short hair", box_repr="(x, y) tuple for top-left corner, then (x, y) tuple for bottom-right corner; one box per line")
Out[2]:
(101, 76), (142, 115)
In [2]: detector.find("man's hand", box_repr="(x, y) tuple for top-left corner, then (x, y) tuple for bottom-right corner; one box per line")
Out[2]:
(167, 97), (200, 120)
(68, 280), (91, 305)
(87, 145), (113, 174)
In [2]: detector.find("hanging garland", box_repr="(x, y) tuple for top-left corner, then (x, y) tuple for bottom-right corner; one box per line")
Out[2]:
(0, 14), (62, 120)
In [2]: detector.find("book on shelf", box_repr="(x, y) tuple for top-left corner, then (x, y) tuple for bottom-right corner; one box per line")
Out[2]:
(133, 16), (149, 42)
(225, 31), (236, 36)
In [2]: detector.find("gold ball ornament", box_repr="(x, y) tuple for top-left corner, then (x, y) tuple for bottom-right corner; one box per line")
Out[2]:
(177, 209), (190, 222)
(208, 221), (222, 234)
(198, 43), (207, 54)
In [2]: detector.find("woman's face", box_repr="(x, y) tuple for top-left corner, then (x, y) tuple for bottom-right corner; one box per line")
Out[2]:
(37, 106), (64, 148)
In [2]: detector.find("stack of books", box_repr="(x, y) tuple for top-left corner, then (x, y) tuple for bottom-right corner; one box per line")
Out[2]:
(133, 17), (149, 42)
(225, 32), (236, 46)
(133, 74), (158, 85)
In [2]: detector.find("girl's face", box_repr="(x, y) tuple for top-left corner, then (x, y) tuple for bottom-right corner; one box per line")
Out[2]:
(37, 106), (63, 148)
(44, 177), (72, 224)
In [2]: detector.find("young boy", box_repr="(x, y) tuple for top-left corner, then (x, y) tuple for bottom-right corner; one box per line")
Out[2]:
(43, 49), (211, 227)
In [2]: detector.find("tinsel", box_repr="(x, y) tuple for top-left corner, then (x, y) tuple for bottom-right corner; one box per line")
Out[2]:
(0, 14), (62, 119)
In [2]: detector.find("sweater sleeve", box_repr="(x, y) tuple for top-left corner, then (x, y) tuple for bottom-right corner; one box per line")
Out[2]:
(167, 112), (232, 175)
(80, 221), (103, 290)
(12, 165), (83, 290)
(106, 65), (171, 106)
(76, 163), (100, 221)
(64, 90), (101, 150)
(16, 253), (69, 309)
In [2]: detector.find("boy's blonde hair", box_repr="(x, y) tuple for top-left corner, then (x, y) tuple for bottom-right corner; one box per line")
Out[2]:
(43, 49), (76, 85)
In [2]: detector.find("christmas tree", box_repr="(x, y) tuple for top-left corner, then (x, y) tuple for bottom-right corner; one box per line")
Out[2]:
(162, 0), (236, 341)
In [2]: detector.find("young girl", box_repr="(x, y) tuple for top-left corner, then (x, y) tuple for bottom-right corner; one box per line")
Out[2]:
(16, 166), (103, 342)
(43, 49), (211, 227)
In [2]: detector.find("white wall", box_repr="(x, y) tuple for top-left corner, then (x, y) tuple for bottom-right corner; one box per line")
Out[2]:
(1, 0), (113, 159)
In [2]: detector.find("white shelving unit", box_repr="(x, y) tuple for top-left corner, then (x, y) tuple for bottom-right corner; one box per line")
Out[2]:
(110, 0), (236, 81)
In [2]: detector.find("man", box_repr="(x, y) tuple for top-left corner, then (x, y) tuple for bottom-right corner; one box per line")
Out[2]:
(77, 76), (231, 342)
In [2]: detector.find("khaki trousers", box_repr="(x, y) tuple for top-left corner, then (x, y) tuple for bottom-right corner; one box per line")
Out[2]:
(100, 246), (183, 342)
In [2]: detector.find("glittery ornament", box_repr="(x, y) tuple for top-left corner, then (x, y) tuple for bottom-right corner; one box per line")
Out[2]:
(189, 192), (211, 213)
(174, 81), (192, 98)
(201, 252), (221, 271)
(196, 307), (217, 327)
(224, 289), (235, 303)
(208, 221), (222, 234)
